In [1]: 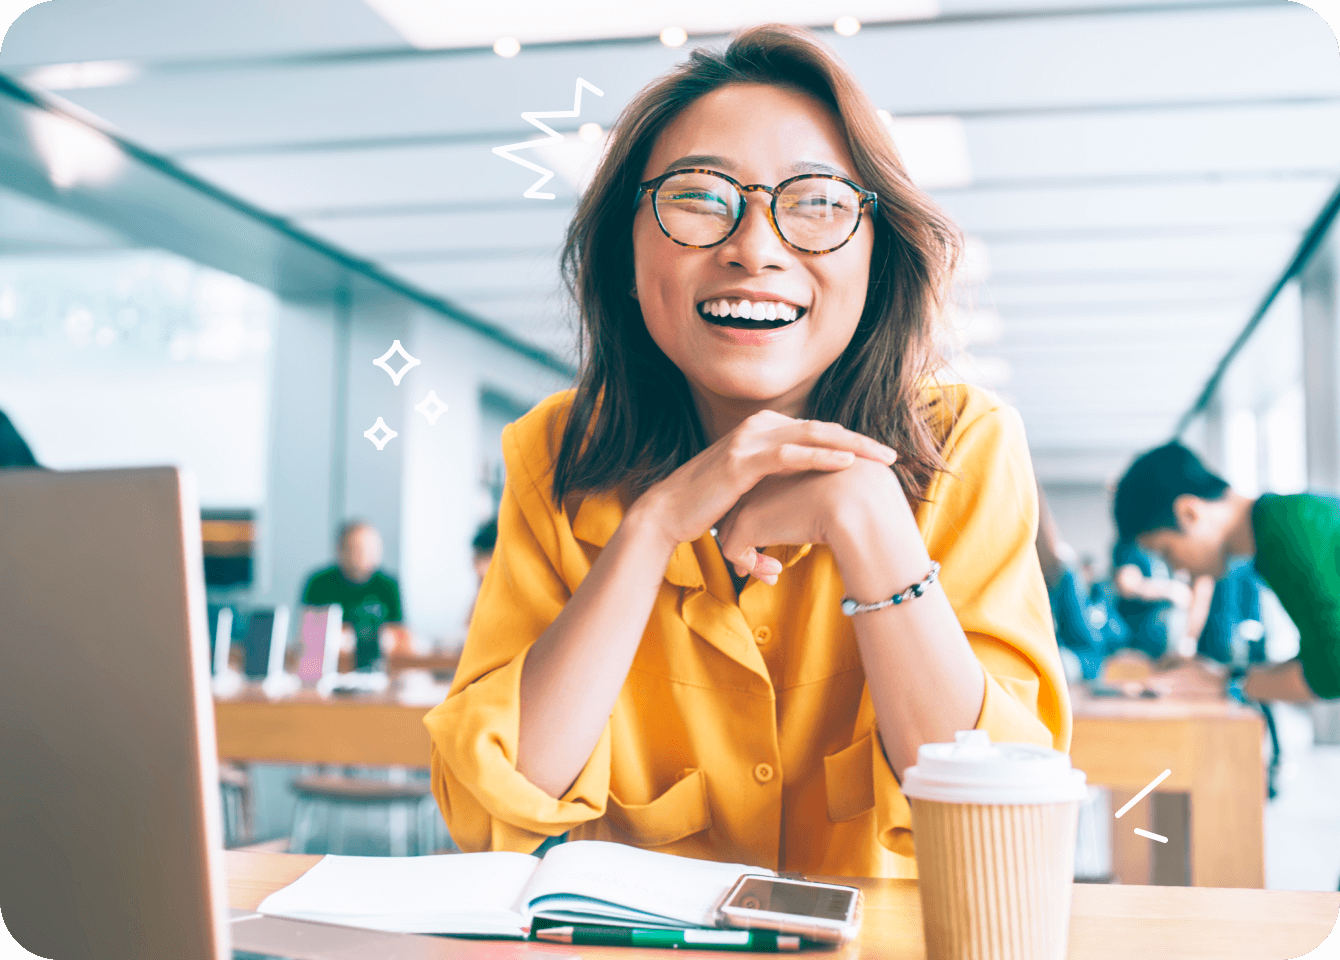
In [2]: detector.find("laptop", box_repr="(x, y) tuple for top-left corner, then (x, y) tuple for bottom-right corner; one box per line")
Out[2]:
(0, 467), (464, 960)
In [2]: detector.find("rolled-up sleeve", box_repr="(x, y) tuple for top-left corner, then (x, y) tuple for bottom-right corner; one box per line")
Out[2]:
(424, 414), (610, 853)
(872, 396), (1071, 855)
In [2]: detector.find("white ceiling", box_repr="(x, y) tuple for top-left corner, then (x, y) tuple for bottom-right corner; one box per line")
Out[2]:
(2, 0), (1338, 480)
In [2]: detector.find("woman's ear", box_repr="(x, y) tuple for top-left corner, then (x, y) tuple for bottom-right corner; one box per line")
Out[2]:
(629, 283), (639, 301)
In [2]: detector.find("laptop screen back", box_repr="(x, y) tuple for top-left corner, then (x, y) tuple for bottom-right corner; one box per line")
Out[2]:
(0, 467), (229, 960)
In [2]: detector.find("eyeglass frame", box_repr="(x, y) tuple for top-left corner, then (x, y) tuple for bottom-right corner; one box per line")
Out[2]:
(634, 168), (879, 255)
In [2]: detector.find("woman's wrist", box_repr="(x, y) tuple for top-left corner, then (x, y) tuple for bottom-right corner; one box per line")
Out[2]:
(826, 478), (929, 602)
(621, 491), (683, 565)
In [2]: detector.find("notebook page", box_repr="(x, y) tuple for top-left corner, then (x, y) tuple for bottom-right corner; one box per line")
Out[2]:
(519, 841), (773, 927)
(258, 852), (539, 935)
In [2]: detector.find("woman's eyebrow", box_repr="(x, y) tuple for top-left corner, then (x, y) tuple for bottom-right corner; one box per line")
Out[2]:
(662, 154), (733, 174)
(659, 156), (853, 179)
(789, 160), (849, 177)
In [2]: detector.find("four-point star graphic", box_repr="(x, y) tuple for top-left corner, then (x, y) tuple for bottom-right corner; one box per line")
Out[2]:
(363, 416), (398, 450)
(372, 339), (421, 386)
(415, 390), (449, 425)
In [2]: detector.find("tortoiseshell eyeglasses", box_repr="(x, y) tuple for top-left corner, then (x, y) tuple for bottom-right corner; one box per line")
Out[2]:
(635, 168), (878, 255)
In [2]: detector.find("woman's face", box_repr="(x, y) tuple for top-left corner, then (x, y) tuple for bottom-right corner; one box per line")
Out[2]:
(633, 83), (874, 422)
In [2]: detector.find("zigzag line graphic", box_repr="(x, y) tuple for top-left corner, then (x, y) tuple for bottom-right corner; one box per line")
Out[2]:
(492, 77), (604, 200)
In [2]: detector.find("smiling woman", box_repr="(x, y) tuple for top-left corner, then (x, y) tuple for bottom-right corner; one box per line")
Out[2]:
(424, 24), (1071, 879)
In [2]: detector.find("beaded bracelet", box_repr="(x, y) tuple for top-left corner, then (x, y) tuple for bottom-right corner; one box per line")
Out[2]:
(840, 561), (941, 616)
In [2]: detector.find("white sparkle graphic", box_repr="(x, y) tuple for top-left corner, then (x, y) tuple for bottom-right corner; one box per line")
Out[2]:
(363, 417), (398, 450)
(372, 339), (420, 385)
(492, 77), (604, 200)
(1114, 768), (1172, 819)
(414, 390), (449, 425)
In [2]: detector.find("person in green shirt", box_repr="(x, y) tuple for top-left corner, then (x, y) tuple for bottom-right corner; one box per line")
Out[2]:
(301, 520), (403, 670)
(1113, 441), (1339, 702)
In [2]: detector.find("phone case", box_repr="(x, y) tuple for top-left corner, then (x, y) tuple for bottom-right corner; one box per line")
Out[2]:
(714, 875), (863, 945)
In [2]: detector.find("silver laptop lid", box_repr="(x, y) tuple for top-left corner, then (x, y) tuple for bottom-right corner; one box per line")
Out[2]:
(0, 467), (229, 960)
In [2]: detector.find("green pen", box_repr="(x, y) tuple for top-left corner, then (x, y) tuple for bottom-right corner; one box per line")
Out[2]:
(533, 925), (801, 951)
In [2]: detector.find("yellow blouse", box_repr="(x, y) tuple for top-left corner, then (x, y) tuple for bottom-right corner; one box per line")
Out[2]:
(424, 382), (1071, 878)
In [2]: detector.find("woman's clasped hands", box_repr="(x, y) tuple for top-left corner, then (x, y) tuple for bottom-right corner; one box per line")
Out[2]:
(633, 410), (903, 586)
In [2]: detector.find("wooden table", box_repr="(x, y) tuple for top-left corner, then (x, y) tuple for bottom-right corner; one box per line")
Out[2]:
(1070, 689), (1266, 889)
(215, 689), (434, 767)
(227, 851), (1338, 960)
(216, 687), (1267, 888)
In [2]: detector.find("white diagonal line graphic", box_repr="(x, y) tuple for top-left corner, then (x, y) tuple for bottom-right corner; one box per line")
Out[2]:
(1114, 768), (1172, 818)
(1133, 828), (1168, 843)
(493, 77), (604, 199)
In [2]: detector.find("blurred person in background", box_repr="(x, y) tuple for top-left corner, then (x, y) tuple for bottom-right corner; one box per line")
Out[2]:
(0, 410), (39, 468)
(301, 520), (403, 670)
(1035, 482), (1112, 680)
(1079, 553), (1131, 653)
(1109, 537), (1194, 660)
(1115, 441), (1338, 704)
(463, 516), (498, 627)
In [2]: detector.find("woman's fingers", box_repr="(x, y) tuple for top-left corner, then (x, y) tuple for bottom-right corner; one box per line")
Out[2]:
(774, 444), (855, 472)
(789, 420), (897, 465)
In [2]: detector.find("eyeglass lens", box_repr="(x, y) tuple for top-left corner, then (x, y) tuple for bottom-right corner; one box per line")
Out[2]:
(654, 172), (862, 252)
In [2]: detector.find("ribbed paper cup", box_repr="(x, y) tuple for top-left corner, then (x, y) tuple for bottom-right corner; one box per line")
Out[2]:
(902, 731), (1086, 960)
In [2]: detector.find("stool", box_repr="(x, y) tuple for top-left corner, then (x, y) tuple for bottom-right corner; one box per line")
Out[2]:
(288, 774), (441, 856)
(219, 762), (253, 848)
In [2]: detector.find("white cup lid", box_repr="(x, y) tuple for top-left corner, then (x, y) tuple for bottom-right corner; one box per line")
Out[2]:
(901, 730), (1087, 805)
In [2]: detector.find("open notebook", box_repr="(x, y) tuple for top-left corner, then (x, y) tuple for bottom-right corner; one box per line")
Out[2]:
(257, 840), (774, 938)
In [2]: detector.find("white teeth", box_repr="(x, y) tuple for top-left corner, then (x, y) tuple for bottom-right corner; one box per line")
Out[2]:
(698, 298), (804, 321)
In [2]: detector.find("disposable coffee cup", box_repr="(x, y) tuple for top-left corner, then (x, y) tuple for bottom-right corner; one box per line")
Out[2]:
(902, 730), (1087, 960)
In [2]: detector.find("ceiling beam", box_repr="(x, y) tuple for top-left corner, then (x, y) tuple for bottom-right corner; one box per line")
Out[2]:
(163, 94), (1340, 160)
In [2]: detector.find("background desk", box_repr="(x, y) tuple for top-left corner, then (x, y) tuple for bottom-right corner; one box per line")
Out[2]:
(227, 851), (1338, 960)
(215, 690), (433, 767)
(216, 690), (1267, 887)
(1070, 689), (1265, 888)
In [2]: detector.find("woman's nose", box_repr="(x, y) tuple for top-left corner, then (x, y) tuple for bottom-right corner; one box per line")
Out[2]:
(718, 193), (790, 272)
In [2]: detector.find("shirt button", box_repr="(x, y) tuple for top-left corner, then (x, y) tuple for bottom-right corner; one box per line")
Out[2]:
(754, 626), (772, 645)
(754, 763), (774, 784)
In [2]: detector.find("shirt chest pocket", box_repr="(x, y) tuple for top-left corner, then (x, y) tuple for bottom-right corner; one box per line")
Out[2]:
(604, 768), (713, 847)
(823, 733), (876, 823)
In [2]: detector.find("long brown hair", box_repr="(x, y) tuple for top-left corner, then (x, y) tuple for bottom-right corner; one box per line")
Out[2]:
(552, 23), (961, 507)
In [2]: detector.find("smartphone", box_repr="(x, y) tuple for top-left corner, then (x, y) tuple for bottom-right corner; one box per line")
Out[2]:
(716, 875), (862, 945)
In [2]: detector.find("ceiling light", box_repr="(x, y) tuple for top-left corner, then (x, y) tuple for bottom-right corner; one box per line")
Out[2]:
(578, 122), (603, 143)
(26, 112), (125, 190)
(877, 111), (973, 190)
(833, 16), (861, 36)
(660, 26), (688, 47)
(23, 60), (140, 91)
(493, 36), (520, 57)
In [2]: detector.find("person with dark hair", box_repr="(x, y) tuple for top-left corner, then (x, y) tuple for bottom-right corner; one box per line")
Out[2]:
(301, 520), (403, 670)
(464, 517), (499, 627)
(1035, 481), (1111, 680)
(426, 25), (1068, 878)
(471, 517), (498, 586)
(0, 410), (39, 468)
(1114, 441), (1339, 702)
